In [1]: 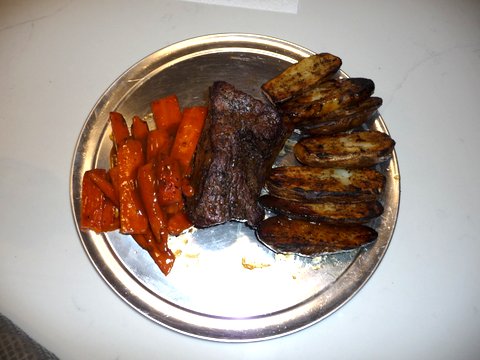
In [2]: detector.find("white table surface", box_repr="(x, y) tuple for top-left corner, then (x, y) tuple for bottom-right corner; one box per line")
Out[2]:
(1, 0), (479, 359)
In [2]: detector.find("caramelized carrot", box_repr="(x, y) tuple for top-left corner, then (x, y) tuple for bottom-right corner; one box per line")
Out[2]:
(156, 156), (183, 205)
(151, 94), (182, 134)
(131, 115), (149, 156)
(146, 128), (172, 162)
(80, 170), (105, 233)
(181, 177), (194, 197)
(137, 162), (167, 240)
(117, 138), (148, 234)
(88, 169), (118, 206)
(108, 166), (120, 199)
(132, 233), (149, 249)
(101, 199), (120, 232)
(110, 112), (130, 148)
(170, 106), (207, 173)
(145, 227), (175, 275)
(133, 228), (175, 275)
(167, 211), (192, 236)
(81, 97), (202, 276)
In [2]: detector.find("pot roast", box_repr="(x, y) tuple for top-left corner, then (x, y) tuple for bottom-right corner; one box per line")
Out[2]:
(186, 81), (287, 228)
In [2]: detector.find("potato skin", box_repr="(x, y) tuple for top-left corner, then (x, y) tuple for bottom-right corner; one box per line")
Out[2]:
(280, 78), (375, 120)
(293, 130), (396, 168)
(256, 216), (378, 256)
(266, 166), (386, 203)
(297, 97), (383, 135)
(261, 53), (342, 104)
(259, 195), (384, 224)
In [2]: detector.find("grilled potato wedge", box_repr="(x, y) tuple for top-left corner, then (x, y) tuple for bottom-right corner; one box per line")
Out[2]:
(294, 131), (396, 168)
(259, 195), (384, 224)
(266, 166), (385, 203)
(261, 53), (342, 104)
(280, 78), (375, 121)
(297, 97), (383, 135)
(256, 216), (378, 256)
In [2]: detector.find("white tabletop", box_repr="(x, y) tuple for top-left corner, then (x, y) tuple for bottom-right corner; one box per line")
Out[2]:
(1, 0), (479, 359)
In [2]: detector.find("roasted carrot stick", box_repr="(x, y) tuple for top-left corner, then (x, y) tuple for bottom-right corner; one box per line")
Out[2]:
(131, 115), (149, 156)
(137, 162), (167, 240)
(156, 156), (183, 206)
(88, 169), (118, 206)
(151, 94), (182, 134)
(101, 199), (120, 232)
(133, 227), (175, 275)
(146, 128), (172, 162)
(167, 211), (192, 236)
(108, 166), (120, 199)
(170, 106), (207, 173)
(117, 138), (148, 234)
(110, 112), (130, 148)
(149, 237), (175, 275)
(80, 170), (105, 233)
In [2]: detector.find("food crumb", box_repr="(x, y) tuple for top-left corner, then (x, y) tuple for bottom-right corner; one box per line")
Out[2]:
(241, 257), (272, 270)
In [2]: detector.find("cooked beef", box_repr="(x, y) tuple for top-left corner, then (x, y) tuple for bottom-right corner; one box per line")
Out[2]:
(186, 81), (287, 228)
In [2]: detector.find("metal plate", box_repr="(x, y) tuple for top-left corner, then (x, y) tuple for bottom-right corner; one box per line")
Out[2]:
(70, 33), (400, 342)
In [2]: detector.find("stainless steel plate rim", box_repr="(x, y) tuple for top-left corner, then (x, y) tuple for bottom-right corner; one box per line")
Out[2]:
(70, 33), (400, 342)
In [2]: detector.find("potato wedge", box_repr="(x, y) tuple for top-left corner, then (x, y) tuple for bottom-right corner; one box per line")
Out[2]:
(297, 97), (383, 135)
(266, 166), (385, 203)
(259, 195), (384, 224)
(294, 130), (395, 168)
(280, 78), (375, 121)
(261, 53), (342, 104)
(256, 216), (378, 256)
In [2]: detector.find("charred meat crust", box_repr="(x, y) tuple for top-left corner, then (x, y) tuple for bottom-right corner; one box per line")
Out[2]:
(186, 81), (288, 228)
(256, 215), (378, 256)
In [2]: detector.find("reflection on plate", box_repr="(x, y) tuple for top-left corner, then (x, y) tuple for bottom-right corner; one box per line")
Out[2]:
(70, 33), (400, 341)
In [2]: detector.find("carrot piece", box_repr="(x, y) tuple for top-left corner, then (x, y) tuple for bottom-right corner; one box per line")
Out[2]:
(101, 199), (120, 232)
(131, 115), (149, 141)
(88, 169), (118, 206)
(133, 228), (175, 275)
(170, 106), (207, 173)
(109, 146), (118, 168)
(108, 166), (120, 198)
(132, 233), (149, 250)
(167, 211), (192, 236)
(117, 138), (148, 234)
(110, 112), (130, 148)
(80, 170), (105, 233)
(146, 128), (172, 162)
(149, 237), (175, 275)
(181, 177), (194, 197)
(151, 94), (182, 134)
(137, 162), (167, 240)
(156, 156), (183, 206)
(163, 202), (183, 217)
(131, 115), (149, 156)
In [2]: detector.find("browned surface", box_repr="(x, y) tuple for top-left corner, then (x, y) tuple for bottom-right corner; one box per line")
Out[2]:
(294, 130), (396, 168)
(280, 78), (374, 119)
(257, 216), (378, 256)
(298, 97), (383, 135)
(261, 53), (342, 104)
(259, 195), (384, 224)
(266, 166), (386, 203)
(186, 81), (287, 228)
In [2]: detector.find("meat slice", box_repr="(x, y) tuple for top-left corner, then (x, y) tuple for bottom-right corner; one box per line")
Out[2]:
(186, 81), (287, 228)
